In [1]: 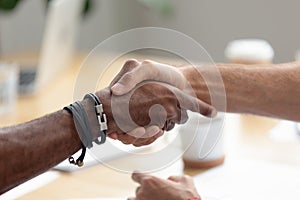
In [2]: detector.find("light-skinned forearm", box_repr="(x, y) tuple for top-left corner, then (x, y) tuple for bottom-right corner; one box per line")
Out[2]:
(180, 62), (300, 121)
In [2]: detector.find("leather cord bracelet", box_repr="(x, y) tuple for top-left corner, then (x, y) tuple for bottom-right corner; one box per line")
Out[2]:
(63, 105), (87, 167)
(83, 93), (107, 144)
(64, 93), (108, 167)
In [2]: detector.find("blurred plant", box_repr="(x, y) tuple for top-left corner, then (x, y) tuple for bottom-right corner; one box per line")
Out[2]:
(0, 0), (20, 11)
(138, 0), (174, 16)
(0, 0), (93, 18)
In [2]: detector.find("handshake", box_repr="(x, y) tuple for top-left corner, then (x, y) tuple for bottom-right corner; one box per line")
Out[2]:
(92, 59), (216, 147)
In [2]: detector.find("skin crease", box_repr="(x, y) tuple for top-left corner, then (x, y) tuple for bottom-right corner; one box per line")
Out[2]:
(111, 60), (300, 200)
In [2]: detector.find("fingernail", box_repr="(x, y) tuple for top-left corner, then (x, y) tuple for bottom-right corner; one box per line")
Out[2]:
(111, 83), (125, 95)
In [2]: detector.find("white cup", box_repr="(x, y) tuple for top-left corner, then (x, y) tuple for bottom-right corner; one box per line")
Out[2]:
(0, 63), (19, 116)
(225, 39), (274, 64)
(179, 111), (225, 168)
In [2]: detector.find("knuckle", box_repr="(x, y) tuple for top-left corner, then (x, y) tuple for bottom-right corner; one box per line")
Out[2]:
(141, 176), (153, 186)
(182, 175), (192, 181)
(141, 60), (159, 76)
(124, 59), (139, 70)
(141, 59), (153, 65)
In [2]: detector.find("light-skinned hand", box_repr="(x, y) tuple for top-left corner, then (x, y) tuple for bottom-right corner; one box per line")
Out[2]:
(128, 172), (201, 200)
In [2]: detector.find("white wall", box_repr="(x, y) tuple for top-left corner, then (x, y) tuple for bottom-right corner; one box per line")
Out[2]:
(0, 0), (142, 55)
(135, 0), (300, 62)
(0, 0), (300, 62)
(0, 0), (45, 54)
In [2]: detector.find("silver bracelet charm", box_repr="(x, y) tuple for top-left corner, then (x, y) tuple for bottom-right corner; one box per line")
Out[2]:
(84, 93), (108, 145)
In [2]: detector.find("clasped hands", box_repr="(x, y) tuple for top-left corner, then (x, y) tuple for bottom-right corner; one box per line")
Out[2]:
(94, 59), (206, 200)
(96, 59), (216, 147)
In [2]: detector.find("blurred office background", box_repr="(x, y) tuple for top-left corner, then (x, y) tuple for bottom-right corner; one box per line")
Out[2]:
(0, 0), (299, 62)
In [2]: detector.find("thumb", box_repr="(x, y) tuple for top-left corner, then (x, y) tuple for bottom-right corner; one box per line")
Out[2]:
(111, 63), (153, 95)
(131, 171), (150, 184)
(109, 59), (140, 88)
(112, 60), (186, 95)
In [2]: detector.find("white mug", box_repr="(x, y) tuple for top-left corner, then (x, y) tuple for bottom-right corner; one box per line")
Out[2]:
(179, 111), (225, 168)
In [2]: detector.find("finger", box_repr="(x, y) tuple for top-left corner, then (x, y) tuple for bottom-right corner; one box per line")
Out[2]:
(118, 126), (161, 146)
(127, 127), (146, 138)
(132, 171), (150, 184)
(112, 60), (186, 95)
(109, 59), (140, 87)
(168, 175), (185, 182)
(132, 135), (159, 147)
(117, 128), (161, 146)
(168, 175), (193, 183)
(127, 125), (160, 139)
(108, 132), (118, 140)
(143, 125), (161, 138)
(132, 137), (155, 147)
(162, 83), (217, 118)
(117, 133), (139, 145)
(132, 130), (164, 147)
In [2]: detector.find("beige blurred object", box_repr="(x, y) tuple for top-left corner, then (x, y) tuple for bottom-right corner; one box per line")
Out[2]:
(225, 39), (278, 126)
(225, 39), (274, 64)
(0, 63), (19, 116)
(179, 112), (225, 169)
